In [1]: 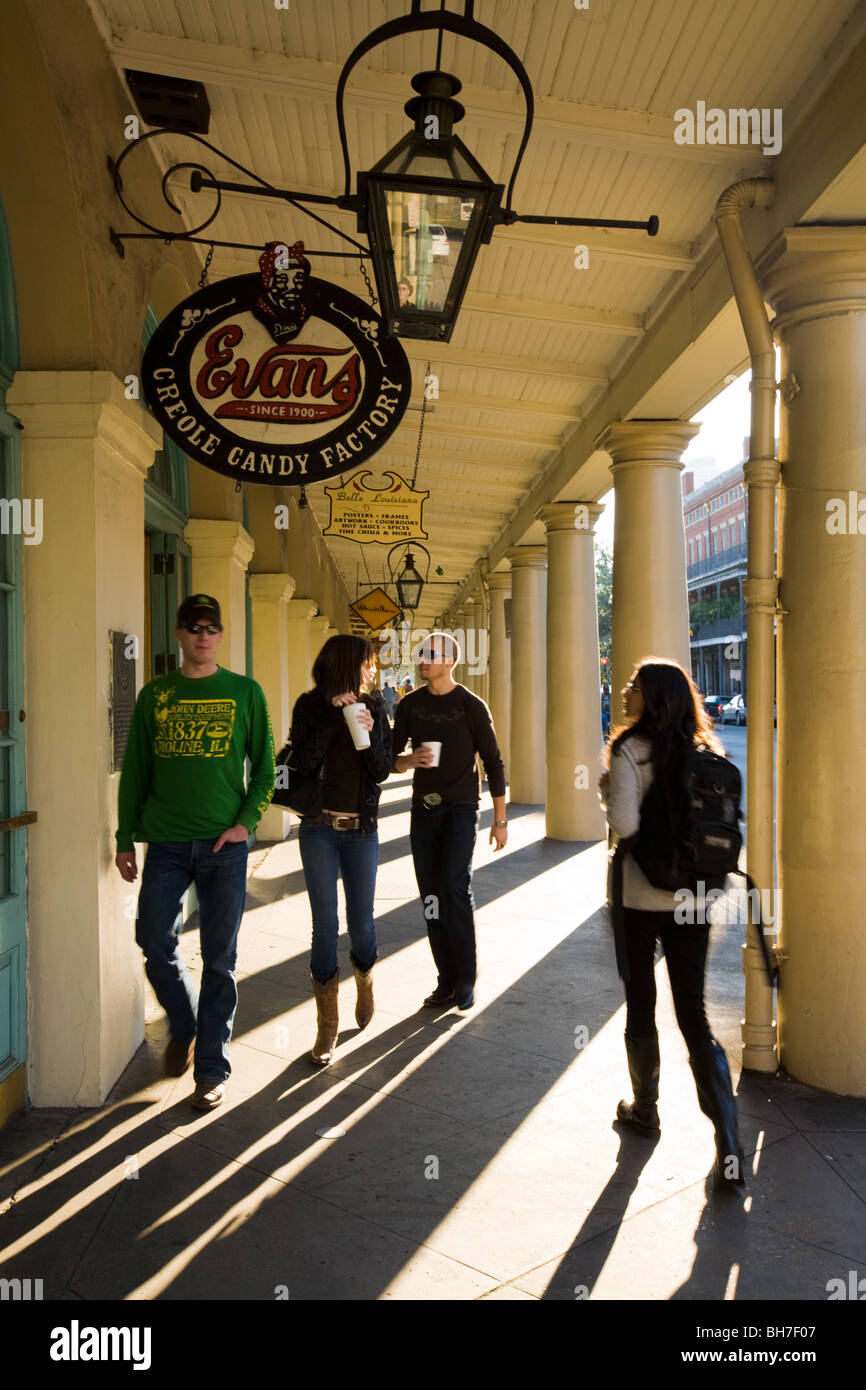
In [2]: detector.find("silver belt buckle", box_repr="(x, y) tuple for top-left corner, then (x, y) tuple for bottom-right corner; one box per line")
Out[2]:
(423, 792), (442, 807)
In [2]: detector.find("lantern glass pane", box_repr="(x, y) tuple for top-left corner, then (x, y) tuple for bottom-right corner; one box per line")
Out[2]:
(385, 189), (476, 314)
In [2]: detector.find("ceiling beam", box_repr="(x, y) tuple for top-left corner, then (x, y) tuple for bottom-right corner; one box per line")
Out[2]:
(208, 256), (638, 337)
(391, 419), (554, 450)
(407, 390), (580, 424)
(108, 29), (765, 168)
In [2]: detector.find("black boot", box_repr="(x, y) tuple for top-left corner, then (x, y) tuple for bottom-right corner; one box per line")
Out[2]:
(616, 1033), (661, 1135)
(689, 1038), (745, 1188)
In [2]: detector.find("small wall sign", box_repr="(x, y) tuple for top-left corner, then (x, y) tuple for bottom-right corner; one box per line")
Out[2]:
(323, 469), (429, 544)
(141, 241), (412, 486)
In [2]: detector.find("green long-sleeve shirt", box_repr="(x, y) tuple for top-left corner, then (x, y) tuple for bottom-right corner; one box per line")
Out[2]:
(116, 666), (275, 850)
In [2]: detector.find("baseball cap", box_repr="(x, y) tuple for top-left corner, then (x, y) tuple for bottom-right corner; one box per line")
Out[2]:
(177, 594), (222, 629)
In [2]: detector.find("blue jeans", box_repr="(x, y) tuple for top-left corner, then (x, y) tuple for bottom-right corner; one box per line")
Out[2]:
(298, 820), (379, 983)
(410, 802), (479, 997)
(135, 837), (249, 1083)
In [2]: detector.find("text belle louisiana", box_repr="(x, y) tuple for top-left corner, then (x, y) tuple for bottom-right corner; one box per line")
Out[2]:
(151, 321), (405, 479)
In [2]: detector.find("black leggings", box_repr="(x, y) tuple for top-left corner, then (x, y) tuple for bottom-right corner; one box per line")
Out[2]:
(622, 908), (715, 1056)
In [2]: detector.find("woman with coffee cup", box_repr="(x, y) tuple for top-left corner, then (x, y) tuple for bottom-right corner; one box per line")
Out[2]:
(288, 635), (392, 1065)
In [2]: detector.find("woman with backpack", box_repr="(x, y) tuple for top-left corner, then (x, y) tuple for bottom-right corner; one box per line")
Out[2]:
(600, 658), (744, 1189)
(289, 635), (392, 1066)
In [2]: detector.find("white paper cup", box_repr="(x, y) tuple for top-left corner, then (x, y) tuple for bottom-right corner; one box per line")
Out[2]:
(420, 741), (442, 767)
(343, 702), (371, 749)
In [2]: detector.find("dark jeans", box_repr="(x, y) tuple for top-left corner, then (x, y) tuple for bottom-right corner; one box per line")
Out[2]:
(622, 908), (714, 1054)
(410, 801), (479, 997)
(135, 837), (249, 1084)
(298, 820), (379, 983)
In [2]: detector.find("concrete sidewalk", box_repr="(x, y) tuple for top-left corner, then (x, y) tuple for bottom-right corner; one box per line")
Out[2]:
(2, 774), (865, 1300)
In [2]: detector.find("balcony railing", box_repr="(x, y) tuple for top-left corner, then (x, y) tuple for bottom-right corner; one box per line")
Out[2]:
(687, 540), (747, 580)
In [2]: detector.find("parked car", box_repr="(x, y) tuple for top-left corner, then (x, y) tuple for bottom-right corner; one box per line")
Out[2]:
(721, 694), (746, 725)
(703, 693), (726, 721)
(429, 223), (450, 256)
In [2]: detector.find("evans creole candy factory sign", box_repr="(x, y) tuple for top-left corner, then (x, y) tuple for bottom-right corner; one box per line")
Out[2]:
(141, 241), (412, 486)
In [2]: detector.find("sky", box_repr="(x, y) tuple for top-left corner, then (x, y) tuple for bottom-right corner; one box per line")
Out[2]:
(594, 368), (758, 554)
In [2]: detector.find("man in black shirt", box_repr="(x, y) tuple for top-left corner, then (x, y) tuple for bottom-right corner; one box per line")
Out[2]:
(392, 632), (507, 1010)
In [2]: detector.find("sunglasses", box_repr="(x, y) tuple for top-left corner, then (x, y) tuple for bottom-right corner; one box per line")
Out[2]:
(184, 623), (222, 636)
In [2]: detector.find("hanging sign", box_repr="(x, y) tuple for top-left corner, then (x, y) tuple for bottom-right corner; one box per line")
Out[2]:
(349, 586), (402, 633)
(141, 241), (412, 486)
(323, 469), (429, 544)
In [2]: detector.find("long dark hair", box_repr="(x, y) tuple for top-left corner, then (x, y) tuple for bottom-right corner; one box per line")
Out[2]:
(312, 635), (376, 703)
(604, 658), (723, 781)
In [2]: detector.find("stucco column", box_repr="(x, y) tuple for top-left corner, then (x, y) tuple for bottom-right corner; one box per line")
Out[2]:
(249, 574), (295, 843)
(505, 546), (548, 803)
(598, 421), (697, 716)
(760, 227), (866, 1095)
(7, 371), (160, 1106)
(184, 519), (254, 673)
(487, 572), (512, 770)
(286, 597), (317, 712)
(309, 614), (331, 665)
(540, 502), (606, 841)
(462, 599), (481, 696)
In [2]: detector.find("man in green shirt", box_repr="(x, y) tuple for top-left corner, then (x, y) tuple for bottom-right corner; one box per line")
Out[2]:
(116, 594), (275, 1111)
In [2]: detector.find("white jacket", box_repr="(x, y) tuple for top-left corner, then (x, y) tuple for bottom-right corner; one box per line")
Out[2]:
(605, 735), (687, 912)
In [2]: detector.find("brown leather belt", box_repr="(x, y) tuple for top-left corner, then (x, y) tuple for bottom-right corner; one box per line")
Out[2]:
(312, 811), (361, 830)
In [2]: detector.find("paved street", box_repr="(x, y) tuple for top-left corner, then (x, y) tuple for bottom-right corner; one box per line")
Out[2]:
(1, 772), (864, 1301)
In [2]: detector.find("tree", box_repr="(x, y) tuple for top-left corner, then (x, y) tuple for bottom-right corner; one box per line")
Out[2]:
(596, 545), (612, 683)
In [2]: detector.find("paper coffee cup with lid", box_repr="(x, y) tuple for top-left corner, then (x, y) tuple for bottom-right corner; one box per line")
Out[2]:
(343, 701), (371, 749)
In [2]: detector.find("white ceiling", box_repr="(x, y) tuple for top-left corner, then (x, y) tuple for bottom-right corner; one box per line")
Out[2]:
(93, 0), (865, 624)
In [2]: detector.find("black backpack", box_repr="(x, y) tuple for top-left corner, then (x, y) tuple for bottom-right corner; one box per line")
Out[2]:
(631, 746), (742, 894)
(618, 744), (777, 986)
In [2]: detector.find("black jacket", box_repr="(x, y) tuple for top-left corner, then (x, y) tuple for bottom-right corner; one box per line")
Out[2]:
(288, 688), (392, 833)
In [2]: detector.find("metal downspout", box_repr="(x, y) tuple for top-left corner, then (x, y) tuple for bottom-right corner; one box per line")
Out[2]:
(713, 179), (779, 1073)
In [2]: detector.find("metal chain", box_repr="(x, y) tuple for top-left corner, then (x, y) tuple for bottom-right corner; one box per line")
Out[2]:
(359, 254), (378, 308)
(198, 242), (214, 288)
(411, 361), (432, 490)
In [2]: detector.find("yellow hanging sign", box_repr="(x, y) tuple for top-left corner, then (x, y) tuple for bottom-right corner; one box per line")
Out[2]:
(323, 470), (429, 544)
(349, 586), (403, 634)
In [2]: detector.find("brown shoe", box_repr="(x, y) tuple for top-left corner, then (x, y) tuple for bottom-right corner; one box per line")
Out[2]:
(164, 1035), (195, 1078)
(353, 963), (375, 1030)
(191, 1081), (225, 1111)
(310, 969), (340, 1066)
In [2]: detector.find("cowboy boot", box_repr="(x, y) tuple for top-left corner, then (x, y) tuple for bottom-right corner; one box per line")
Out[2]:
(616, 1032), (661, 1135)
(310, 969), (340, 1066)
(688, 1037), (745, 1187)
(353, 962), (375, 1029)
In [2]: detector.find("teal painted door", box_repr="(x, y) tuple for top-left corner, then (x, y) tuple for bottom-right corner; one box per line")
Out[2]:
(147, 531), (191, 678)
(0, 407), (28, 1086)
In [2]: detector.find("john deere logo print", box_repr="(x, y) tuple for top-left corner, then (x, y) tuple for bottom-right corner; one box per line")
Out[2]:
(154, 689), (236, 757)
(142, 241), (412, 486)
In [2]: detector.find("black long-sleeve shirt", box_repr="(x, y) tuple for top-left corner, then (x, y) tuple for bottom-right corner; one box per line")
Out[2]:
(391, 684), (506, 806)
(288, 689), (392, 831)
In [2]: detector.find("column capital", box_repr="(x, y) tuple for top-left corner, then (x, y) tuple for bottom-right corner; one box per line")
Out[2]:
(539, 501), (605, 535)
(248, 573), (295, 604)
(185, 519), (255, 567)
(505, 544), (548, 569)
(310, 615), (330, 636)
(7, 370), (162, 475)
(758, 226), (866, 332)
(286, 597), (318, 622)
(597, 419), (700, 467)
(487, 572), (512, 593)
